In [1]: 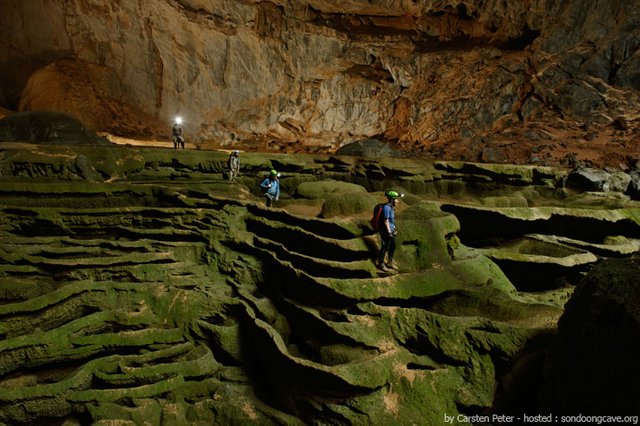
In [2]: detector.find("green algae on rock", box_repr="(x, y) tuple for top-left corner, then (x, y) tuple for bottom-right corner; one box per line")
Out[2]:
(0, 144), (638, 423)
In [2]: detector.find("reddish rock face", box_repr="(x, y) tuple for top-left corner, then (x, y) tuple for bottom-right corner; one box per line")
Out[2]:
(1, 0), (639, 167)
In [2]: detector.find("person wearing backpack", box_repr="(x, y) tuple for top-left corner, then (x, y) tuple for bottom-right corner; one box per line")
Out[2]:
(227, 150), (240, 180)
(260, 169), (280, 207)
(375, 190), (403, 271)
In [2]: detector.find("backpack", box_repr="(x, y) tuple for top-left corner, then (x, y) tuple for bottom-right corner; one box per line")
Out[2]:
(369, 203), (385, 231)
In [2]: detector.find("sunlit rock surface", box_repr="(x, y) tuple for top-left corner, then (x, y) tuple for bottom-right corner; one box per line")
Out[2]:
(1, 143), (639, 423)
(1, 0), (639, 166)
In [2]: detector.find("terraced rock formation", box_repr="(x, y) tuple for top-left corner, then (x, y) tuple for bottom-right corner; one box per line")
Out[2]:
(1, 144), (639, 424)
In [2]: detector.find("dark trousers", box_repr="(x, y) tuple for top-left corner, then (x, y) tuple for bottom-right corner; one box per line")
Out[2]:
(265, 193), (275, 207)
(173, 136), (184, 149)
(378, 231), (396, 262)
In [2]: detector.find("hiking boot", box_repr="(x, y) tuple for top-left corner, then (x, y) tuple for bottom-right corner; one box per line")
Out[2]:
(385, 260), (399, 270)
(375, 259), (389, 271)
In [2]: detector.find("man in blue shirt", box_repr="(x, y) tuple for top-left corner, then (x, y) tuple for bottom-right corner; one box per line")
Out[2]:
(260, 169), (280, 207)
(377, 190), (402, 271)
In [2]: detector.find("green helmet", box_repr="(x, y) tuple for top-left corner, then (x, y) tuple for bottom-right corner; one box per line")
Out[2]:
(270, 169), (278, 176)
(386, 190), (404, 199)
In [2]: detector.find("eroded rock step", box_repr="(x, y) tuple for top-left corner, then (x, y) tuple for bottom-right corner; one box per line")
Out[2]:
(2, 147), (638, 423)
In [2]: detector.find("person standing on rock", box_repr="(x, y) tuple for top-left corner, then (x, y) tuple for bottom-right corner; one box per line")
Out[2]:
(260, 169), (280, 207)
(227, 150), (240, 180)
(172, 117), (185, 149)
(376, 190), (403, 272)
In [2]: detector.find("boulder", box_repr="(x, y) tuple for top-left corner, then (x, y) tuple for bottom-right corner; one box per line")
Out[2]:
(74, 154), (103, 181)
(545, 255), (640, 415)
(295, 180), (367, 199)
(565, 167), (611, 192)
(608, 171), (632, 193)
(319, 191), (372, 218)
(627, 171), (640, 200)
(0, 111), (110, 145)
(566, 167), (632, 194)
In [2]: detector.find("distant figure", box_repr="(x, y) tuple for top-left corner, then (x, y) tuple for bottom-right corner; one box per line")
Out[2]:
(260, 169), (280, 207)
(172, 118), (185, 149)
(227, 150), (240, 180)
(376, 190), (403, 272)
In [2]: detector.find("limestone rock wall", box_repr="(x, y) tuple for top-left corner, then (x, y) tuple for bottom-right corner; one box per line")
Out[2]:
(1, 0), (639, 162)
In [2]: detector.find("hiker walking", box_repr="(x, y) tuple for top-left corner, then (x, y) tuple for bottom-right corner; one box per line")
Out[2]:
(260, 169), (280, 207)
(227, 150), (240, 180)
(376, 190), (403, 271)
(172, 117), (185, 149)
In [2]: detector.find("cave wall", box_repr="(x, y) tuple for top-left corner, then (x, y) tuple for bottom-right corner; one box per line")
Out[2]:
(1, 0), (639, 156)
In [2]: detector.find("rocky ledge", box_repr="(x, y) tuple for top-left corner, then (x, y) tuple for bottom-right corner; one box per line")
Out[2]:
(0, 143), (639, 424)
